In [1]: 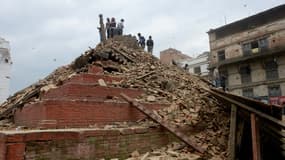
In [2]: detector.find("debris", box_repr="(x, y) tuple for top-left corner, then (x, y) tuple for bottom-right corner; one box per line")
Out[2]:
(40, 84), (57, 93)
(0, 36), (230, 159)
(131, 150), (140, 158)
(141, 152), (149, 160)
(98, 79), (107, 86)
(146, 95), (156, 102)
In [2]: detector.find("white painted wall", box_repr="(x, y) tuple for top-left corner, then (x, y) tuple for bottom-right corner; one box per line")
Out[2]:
(178, 52), (209, 76)
(0, 37), (12, 104)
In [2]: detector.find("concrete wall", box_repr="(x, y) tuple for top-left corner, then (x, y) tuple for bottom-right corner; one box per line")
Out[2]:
(209, 18), (285, 65)
(278, 55), (285, 79)
(250, 61), (265, 83)
(227, 65), (241, 86)
(179, 53), (209, 76)
(227, 55), (285, 97)
(0, 38), (11, 104)
(254, 85), (269, 97)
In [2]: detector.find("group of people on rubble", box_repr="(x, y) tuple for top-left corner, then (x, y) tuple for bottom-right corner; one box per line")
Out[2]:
(105, 17), (124, 38)
(137, 33), (154, 54)
(104, 16), (154, 54)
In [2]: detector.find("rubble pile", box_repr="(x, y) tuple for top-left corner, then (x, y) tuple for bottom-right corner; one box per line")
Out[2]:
(0, 36), (229, 159)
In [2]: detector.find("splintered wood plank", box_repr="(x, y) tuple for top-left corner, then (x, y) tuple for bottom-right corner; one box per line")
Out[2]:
(251, 113), (261, 160)
(228, 104), (237, 160)
(121, 93), (205, 153)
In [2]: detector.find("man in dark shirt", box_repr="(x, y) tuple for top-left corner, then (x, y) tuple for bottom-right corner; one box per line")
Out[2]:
(146, 36), (154, 54)
(137, 33), (145, 49)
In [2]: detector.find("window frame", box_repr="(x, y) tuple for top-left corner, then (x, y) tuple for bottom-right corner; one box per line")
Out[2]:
(264, 59), (279, 80)
(240, 65), (252, 83)
(194, 66), (201, 74)
(217, 50), (226, 62)
(268, 85), (281, 97)
(242, 88), (254, 98)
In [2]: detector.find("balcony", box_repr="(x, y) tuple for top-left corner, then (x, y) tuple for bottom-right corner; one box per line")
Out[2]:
(209, 46), (285, 69)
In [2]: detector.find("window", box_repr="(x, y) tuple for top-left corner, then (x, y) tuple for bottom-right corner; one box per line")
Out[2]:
(243, 88), (254, 98)
(194, 66), (201, 74)
(219, 69), (228, 88)
(259, 38), (269, 51)
(251, 41), (259, 54)
(217, 50), (225, 61)
(242, 38), (269, 56)
(242, 43), (251, 56)
(251, 41), (259, 49)
(268, 85), (281, 97)
(240, 65), (251, 83)
(264, 59), (278, 80)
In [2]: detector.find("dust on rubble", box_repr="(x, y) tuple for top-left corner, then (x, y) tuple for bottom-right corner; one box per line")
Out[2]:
(0, 35), (229, 159)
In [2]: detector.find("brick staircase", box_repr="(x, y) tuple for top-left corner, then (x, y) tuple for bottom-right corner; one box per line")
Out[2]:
(0, 66), (173, 160)
(14, 66), (168, 129)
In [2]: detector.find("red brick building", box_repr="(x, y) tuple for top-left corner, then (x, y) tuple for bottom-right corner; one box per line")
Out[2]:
(160, 48), (191, 65)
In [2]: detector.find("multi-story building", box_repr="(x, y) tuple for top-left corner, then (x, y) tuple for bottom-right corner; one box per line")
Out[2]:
(0, 37), (12, 103)
(208, 4), (285, 105)
(160, 48), (191, 65)
(177, 52), (210, 78)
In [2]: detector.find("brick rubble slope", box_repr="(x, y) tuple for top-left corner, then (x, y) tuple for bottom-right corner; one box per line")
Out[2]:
(0, 36), (229, 159)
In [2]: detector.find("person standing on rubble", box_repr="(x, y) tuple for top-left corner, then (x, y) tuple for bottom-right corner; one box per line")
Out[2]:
(137, 33), (145, 49)
(110, 17), (117, 38)
(213, 67), (220, 87)
(106, 18), (111, 38)
(117, 19), (124, 36)
(146, 36), (154, 54)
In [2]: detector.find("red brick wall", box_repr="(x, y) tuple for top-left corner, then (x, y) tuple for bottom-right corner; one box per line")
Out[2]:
(160, 48), (191, 65)
(14, 100), (168, 128)
(0, 127), (176, 160)
(42, 83), (143, 100)
(65, 73), (123, 84)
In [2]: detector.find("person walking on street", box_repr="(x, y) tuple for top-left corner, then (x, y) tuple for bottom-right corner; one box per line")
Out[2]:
(146, 36), (154, 54)
(137, 33), (145, 49)
(106, 18), (111, 38)
(110, 17), (116, 38)
(117, 19), (124, 35)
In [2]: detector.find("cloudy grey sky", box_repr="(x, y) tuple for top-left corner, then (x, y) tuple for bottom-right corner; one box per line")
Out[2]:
(0, 0), (284, 94)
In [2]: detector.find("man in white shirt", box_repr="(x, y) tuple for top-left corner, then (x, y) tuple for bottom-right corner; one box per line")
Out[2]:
(213, 67), (220, 87)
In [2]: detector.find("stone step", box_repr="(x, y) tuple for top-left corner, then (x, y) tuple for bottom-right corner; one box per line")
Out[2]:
(42, 83), (143, 100)
(14, 99), (169, 129)
(0, 127), (172, 160)
(65, 73), (123, 85)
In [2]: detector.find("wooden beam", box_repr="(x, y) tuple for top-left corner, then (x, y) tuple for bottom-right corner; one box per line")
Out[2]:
(228, 104), (237, 160)
(206, 88), (285, 128)
(98, 14), (106, 42)
(251, 113), (261, 160)
(120, 93), (205, 153)
(236, 119), (245, 155)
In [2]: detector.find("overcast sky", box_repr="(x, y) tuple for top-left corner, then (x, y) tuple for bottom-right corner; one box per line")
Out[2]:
(0, 0), (284, 94)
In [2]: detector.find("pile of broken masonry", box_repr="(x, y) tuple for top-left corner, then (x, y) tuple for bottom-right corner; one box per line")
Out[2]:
(0, 35), (230, 159)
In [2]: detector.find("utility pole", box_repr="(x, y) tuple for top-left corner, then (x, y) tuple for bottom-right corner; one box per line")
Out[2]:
(98, 14), (107, 43)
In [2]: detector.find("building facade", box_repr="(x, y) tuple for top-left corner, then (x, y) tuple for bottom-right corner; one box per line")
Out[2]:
(177, 52), (209, 78)
(208, 4), (285, 105)
(0, 37), (12, 103)
(160, 48), (191, 65)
